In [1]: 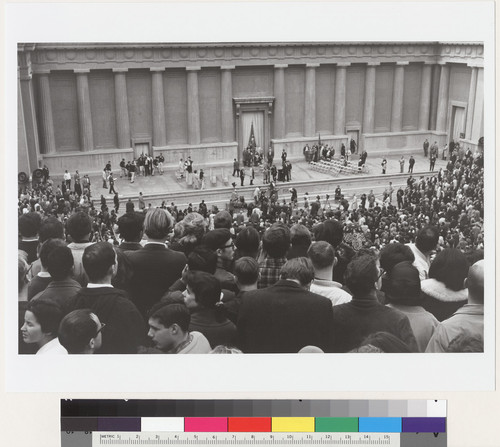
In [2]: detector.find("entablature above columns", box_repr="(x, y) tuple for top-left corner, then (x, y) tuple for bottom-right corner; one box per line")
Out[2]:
(20, 42), (484, 72)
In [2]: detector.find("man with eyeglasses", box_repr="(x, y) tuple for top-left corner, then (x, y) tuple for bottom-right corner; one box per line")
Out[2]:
(201, 229), (237, 292)
(58, 309), (104, 354)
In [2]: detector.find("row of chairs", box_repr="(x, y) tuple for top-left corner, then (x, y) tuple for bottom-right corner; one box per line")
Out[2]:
(310, 159), (368, 175)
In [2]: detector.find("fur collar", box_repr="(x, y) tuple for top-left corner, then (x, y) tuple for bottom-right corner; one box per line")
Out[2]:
(421, 278), (468, 302)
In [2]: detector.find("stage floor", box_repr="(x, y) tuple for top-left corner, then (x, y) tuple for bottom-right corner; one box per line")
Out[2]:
(52, 151), (449, 205)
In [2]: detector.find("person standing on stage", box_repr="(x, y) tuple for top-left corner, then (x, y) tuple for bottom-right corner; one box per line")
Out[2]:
(113, 192), (120, 213)
(138, 192), (146, 211)
(423, 139), (429, 157)
(119, 159), (127, 178)
(108, 174), (117, 195)
(249, 166), (255, 186)
(232, 158), (240, 177)
(240, 167), (245, 187)
(381, 158), (387, 174)
(429, 153), (436, 171)
(158, 153), (165, 174)
(102, 169), (108, 189)
(408, 155), (415, 173)
(399, 156), (405, 173)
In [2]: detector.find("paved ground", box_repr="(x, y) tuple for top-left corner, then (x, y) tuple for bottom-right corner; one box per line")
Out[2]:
(51, 150), (448, 209)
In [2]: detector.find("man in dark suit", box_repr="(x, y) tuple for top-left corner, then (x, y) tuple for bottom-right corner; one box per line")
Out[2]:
(331, 254), (418, 352)
(237, 257), (334, 353)
(126, 208), (187, 317)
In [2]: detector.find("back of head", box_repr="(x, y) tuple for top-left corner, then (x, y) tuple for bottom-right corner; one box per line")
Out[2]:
(186, 271), (221, 309)
(201, 228), (232, 251)
(149, 303), (190, 332)
(313, 219), (343, 248)
(379, 242), (415, 274)
(39, 216), (65, 243)
(18, 252), (29, 290)
(466, 259), (484, 303)
(385, 261), (421, 306)
(214, 210), (232, 229)
(280, 257), (315, 287)
(58, 309), (98, 354)
(290, 224), (312, 247)
(235, 226), (260, 258)
(187, 245), (217, 274)
(234, 256), (259, 286)
(82, 242), (115, 283)
(117, 212), (144, 242)
(26, 299), (63, 336)
(39, 238), (68, 269)
(125, 201), (135, 213)
(19, 212), (42, 238)
(307, 241), (335, 270)
(46, 245), (74, 281)
(143, 208), (174, 240)
(262, 223), (291, 258)
(428, 248), (470, 291)
(181, 213), (207, 240)
(67, 211), (92, 242)
(345, 254), (378, 297)
(415, 226), (439, 254)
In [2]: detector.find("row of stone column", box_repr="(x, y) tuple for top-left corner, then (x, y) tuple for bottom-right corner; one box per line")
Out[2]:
(37, 66), (237, 154)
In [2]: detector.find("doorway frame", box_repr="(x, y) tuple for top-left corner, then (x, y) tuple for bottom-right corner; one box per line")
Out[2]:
(234, 96), (274, 162)
(447, 101), (467, 144)
(346, 125), (361, 154)
(131, 137), (153, 159)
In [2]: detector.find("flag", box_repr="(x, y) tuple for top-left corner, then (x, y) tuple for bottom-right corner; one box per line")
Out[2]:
(247, 122), (256, 148)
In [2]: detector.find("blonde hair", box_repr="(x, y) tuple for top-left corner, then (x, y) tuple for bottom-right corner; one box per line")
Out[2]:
(143, 208), (174, 240)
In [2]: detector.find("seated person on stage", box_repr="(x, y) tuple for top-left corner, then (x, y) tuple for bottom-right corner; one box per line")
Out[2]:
(58, 309), (104, 354)
(147, 303), (211, 354)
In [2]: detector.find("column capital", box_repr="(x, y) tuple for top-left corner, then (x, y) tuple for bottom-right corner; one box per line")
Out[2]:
(221, 65), (236, 70)
(186, 66), (201, 71)
(396, 61), (410, 66)
(467, 63), (483, 68)
(336, 62), (351, 67)
(437, 61), (448, 66)
(74, 69), (91, 74)
(112, 68), (129, 73)
(150, 67), (165, 72)
(306, 63), (320, 68)
(366, 62), (380, 66)
(34, 69), (51, 75)
(274, 64), (288, 69)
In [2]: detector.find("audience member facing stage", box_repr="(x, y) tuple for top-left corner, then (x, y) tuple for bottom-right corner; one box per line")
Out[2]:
(426, 260), (484, 353)
(117, 212), (145, 252)
(66, 211), (94, 286)
(183, 271), (237, 349)
(287, 224), (312, 260)
(258, 223), (291, 289)
(331, 253), (418, 353)
(31, 244), (81, 310)
(21, 299), (67, 355)
(147, 303), (211, 354)
(406, 226), (439, 281)
(126, 208), (187, 317)
(19, 212), (42, 265)
(58, 309), (104, 354)
(307, 241), (352, 306)
(237, 257), (334, 353)
(68, 242), (145, 354)
(384, 261), (439, 352)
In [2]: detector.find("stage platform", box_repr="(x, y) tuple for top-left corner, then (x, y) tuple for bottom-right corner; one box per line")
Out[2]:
(52, 151), (449, 213)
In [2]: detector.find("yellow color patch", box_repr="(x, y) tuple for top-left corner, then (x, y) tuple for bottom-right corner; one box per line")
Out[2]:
(272, 417), (315, 432)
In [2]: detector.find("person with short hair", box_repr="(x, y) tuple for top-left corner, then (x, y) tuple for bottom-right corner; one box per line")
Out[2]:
(234, 226), (260, 260)
(31, 245), (81, 309)
(426, 260), (484, 352)
(385, 261), (439, 352)
(66, 211), (94, 286)
(201, 228), (237, 292)
(214, 210), (232, 229)
(287, 224), (312, 259)
(21, 299), (67, 355)
(183, 271), (237, 348)
(237, 257), (334, 353)
(117, 212), (144, 252)
(68, 242), (145, 354)
(307, 241), (352, 306)
(19, 212), (42, 264)
(406, 226), (439, 280)
(331, 254), (418, 352)
(379, 242), (415, 293)
(126, 208), (187, 316)
(58, 309), (104, 354)
(147, 303), (211, 354)
(258, 223), (291, 289)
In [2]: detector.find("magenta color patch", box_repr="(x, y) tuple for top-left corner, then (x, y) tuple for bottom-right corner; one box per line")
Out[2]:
(184, 417), (228, 432)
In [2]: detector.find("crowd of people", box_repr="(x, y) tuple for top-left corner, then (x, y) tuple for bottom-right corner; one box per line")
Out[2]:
(17, 145), (485, 355)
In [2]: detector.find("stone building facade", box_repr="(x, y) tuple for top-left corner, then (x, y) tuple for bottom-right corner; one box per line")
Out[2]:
(18, 42), (484, 175)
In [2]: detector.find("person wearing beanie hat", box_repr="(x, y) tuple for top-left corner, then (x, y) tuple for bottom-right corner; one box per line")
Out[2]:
(201, 229), (237, 292)
(385, 261), (439, 352)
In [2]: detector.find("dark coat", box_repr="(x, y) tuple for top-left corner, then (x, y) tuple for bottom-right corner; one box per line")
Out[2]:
(331, 294), (418, 352)
(126, 244), (187, 316)
(237, 280), (334, 353)
(68, 287), (146, 354)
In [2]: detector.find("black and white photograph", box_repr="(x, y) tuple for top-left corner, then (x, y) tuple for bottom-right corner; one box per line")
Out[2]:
(4, 2), (495, 398)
